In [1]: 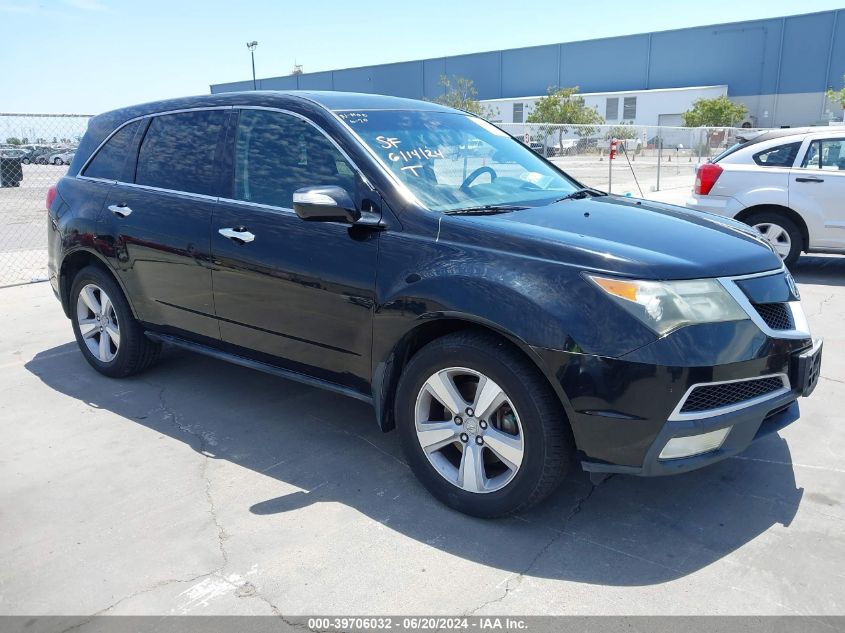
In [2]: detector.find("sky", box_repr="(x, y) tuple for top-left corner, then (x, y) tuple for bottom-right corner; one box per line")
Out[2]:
(1, 0), (843, 114)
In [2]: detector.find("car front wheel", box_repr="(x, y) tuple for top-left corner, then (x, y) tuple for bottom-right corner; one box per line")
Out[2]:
(395, 331), (572, 517)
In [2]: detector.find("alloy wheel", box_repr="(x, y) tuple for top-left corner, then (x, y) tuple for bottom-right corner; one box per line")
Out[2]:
(414, 367), (524, 494)
(754, 222), (792, 259)
(76, 283), (120, 362)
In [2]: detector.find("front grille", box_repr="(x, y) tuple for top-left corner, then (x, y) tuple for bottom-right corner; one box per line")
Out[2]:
(754, 303), (792, 330)
(680, 376), (785, 413)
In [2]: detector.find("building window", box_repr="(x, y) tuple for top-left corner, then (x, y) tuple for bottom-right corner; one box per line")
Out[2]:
(623, 97), (637, 120)
(513, 103), (524, 124)
(605, 98), (619, 121)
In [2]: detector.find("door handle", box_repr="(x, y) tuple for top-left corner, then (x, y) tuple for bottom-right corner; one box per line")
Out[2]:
(795, 176), (824, 183)
(218, 227), (256, 243)
(108, 203), (133, 217)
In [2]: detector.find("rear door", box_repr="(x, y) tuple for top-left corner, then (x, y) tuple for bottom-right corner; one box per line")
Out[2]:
(211, 108), (379, 392)
(102, 109), (227, 340)
(790, 136), (845, 250)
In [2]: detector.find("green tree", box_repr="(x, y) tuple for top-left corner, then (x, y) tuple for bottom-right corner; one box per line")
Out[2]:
(826, 74), (845, 120)
(604, 122), (637, 140)
(432, 75), (493, 118)
(5, 137), (21, 145)
(682, 96), (748, 127)
(526, 86), (604, 155)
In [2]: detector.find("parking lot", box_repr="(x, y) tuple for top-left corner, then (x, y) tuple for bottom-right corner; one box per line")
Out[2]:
(1, 255), (843, 617)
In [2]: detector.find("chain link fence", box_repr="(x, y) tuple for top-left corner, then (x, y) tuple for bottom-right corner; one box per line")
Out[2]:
(497, 122), (767, 197)
(0, 113), (91, 286)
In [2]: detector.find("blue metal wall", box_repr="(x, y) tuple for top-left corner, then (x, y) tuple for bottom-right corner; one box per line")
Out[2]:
(211, 10), (844, 99)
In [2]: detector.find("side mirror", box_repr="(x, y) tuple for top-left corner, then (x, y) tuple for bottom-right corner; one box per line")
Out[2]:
(292, 186), (361, 223)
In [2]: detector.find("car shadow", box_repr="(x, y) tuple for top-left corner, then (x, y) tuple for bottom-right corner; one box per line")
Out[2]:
(792, 255), (845, 288)
(25, 343), (803, 587)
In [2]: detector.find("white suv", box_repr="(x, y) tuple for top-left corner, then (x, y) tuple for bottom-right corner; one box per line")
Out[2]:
(687, 127), (845, 265)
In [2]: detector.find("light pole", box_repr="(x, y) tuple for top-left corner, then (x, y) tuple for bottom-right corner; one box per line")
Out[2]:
(246, 41), (258, 90)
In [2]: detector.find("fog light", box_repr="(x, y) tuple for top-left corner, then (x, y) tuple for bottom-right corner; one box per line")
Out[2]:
(659, 427), (731, 460)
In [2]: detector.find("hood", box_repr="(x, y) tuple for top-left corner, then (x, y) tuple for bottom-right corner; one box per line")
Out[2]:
(441, 196), (782, 280)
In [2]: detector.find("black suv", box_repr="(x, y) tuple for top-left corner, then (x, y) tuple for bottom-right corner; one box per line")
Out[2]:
(47, 92), (822, 517)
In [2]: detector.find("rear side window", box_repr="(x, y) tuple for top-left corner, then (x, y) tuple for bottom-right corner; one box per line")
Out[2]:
(233, 109), (356, 209)
(82, 120), (141, 181)
(136, 110), (226, 196)
(752, 142), (800, 167)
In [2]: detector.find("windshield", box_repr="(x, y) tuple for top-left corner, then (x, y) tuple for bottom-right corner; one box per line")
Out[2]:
(338, 110), (579, 212)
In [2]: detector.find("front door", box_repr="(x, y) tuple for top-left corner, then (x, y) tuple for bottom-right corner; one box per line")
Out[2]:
(106, 109), (227, 340)
(211, 108), (379, 393)
(791, 136), (845, 250)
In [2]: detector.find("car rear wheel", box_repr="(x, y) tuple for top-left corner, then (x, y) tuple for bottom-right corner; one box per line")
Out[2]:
(395, 331), (573, 517)
(744, 211), (802, 266)
(53, 158), (62, 165)
(70, 266), (160, 378)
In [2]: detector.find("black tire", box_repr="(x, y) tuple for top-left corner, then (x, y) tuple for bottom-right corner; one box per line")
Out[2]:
(69, 265), (160, 378)
(395, 331), (573, 518)
(743, 210), (803, 267)
(21, 157), (30, 165)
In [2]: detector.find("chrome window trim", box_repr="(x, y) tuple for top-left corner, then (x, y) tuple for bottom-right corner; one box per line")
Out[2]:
(217, 196), (295, 215)
(668, 373), (790, 422)
(718, 266), (811, 340)
(77, 175), (115, 185)
(78, 175), (220, 203)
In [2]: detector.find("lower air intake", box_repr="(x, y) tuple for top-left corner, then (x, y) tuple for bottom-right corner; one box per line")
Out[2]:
(680, 376), (786, 414)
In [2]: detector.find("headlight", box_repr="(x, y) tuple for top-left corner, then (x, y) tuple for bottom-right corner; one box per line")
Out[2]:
(587, 275), (749, 336)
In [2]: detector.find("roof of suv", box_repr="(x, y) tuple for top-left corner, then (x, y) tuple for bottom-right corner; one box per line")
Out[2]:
(97, 90), (453, 125)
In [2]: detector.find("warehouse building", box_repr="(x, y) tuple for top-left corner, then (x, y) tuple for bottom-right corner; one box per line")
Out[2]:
(210, 9), (845, 128)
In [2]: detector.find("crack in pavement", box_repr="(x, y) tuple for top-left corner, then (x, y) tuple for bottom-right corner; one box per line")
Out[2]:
(154, 383), (229, 570)
(464, 481), (598, 616)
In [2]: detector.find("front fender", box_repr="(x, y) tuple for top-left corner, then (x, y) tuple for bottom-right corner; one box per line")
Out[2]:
(370, 256), (657, 431)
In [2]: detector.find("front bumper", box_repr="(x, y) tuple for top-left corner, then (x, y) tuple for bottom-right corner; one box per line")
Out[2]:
(582, 390), (799, 476)
(532, 321), (818, 477)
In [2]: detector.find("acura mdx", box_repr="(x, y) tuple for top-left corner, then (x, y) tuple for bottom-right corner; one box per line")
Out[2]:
(47, 92), (822, 517)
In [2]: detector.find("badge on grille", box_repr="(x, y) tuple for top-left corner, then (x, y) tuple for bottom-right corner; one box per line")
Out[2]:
(784, 270), (800, 300)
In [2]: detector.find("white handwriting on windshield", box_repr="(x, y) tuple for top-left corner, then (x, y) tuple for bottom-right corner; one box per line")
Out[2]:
(339, 112), (368, 124)
(374, 136), (443, 177)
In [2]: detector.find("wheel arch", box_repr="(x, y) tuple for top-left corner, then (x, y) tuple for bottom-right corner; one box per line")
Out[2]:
(735, 204), (809, 252)
(372, 314), (574, 434)
(59, 248), (136, 319)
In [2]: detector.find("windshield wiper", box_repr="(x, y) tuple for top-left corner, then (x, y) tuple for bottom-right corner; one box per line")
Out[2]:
(554, 187), (608, 202)
(443, 205), (526, 216)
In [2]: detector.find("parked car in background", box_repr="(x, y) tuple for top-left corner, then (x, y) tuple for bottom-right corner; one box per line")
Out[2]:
(0, 148), (26, 160)
(48, 150), (76, 165)
(21, 146), (55, 164)
(687, 127), (845, 265)
(48, 91), (821, 518)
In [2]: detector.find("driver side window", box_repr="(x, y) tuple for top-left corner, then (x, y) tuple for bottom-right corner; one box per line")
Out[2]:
(234, 109), (357, 209)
